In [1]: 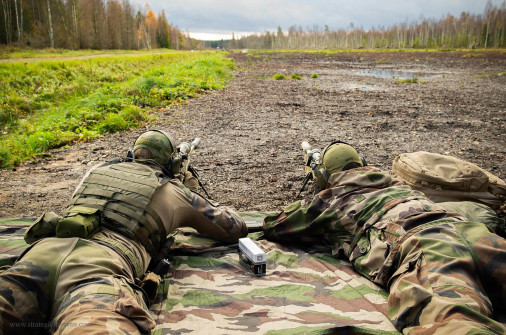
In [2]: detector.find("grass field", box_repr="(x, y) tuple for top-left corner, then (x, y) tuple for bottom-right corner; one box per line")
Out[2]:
(0, 49), (234, 169)
(0, 46), (171, 59)
(2, 47), (502, 170)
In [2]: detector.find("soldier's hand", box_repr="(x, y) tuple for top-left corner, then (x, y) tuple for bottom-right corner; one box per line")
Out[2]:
(182, 170), (199, 193)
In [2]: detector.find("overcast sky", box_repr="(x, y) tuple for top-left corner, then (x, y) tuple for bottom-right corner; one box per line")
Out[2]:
(130, 0), (504, 40)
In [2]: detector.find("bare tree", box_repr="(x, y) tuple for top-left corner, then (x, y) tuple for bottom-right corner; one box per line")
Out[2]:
(13, 0), (20, 43)
(56, 0), (73, 48)
(71, 0), (79, 47)
(46, 0), (55, 48)
(106, 0), (123, 49)
(121, 0), (136, 49)
(1, 0), (12, 44)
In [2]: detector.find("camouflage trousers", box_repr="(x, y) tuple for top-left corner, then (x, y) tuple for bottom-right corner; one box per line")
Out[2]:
(353, 216), (506, 334)
(264, 168), (506, 334)
(0, 237), (155, 334)
(265, 207), (506, 333)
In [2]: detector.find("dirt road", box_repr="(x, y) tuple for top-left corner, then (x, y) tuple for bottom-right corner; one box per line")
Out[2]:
(1, 51), (505, 217)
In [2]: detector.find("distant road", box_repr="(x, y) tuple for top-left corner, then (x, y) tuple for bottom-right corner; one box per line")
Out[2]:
(0, 50), (187, 63)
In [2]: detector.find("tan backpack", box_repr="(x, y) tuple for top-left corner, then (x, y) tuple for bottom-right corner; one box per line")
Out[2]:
(392, 152), (505, 213)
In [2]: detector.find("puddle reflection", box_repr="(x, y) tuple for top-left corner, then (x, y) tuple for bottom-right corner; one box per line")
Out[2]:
(355, 86), (373, 91)
(350, 69), (436, 79)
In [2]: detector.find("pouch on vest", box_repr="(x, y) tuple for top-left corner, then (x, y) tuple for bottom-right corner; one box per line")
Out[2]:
(24, 211), (61, 244)
(56, 206), (100, 238)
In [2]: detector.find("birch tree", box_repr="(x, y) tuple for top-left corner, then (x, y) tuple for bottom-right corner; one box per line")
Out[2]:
(46, 0), (54, 47)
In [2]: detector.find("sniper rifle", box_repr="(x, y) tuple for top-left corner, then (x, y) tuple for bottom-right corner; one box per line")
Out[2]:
(174, 138), (211, 198)
(297, 141), (323, 198)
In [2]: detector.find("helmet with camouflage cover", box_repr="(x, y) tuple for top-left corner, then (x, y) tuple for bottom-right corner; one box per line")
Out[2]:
(133, 130), (175, 171)
(316, 141), (365, 189)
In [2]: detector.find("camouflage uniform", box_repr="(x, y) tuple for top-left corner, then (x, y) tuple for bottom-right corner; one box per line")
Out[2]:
(0, 162), (247, 335)
(264, 166), (506, 335)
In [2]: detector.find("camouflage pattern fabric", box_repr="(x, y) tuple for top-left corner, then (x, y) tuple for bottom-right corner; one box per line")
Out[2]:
(263, 167), (506, 335)
(438, 201), (501, 234)
(0, 214), (400, 334)
(151, 227), (399, 335)
(0, 232), (154, 335)
(0, 218), (33, 268)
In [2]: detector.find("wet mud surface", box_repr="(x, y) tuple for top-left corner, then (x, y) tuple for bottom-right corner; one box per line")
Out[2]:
(1, 51), (505, 217)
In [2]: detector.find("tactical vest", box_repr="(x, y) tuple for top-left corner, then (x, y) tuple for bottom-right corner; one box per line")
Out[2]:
(64, 162), (168, 256)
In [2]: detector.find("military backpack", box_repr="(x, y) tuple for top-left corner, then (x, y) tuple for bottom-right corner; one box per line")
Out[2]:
(392, 151), (505, 214)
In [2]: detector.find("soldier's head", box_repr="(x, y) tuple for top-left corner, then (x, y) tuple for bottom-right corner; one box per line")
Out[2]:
(316, 141), (365, 190)
(132, 130), (176, 174)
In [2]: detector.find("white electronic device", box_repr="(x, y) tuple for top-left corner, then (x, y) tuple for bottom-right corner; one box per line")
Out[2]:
(238, 237), (266, 276)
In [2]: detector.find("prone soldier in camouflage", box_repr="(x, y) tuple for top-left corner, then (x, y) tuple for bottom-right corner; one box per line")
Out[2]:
(0, 130), (248, 334)
(264, 141), (506, 335)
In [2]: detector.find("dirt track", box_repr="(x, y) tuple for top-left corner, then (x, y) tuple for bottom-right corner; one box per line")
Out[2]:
(0, 51), (505, 218)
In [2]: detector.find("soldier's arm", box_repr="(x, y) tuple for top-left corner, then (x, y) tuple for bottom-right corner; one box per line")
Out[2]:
(149, 180), (247, 243)
(185, 189), (248, 242)
(181, 170), (199, 193)
(262, 168), (391, 243)
(263, 197), (327, 241)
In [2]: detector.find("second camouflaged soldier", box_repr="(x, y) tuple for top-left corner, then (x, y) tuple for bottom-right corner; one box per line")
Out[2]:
(0, 130), (248, 335)
(264, 141), (506, 335)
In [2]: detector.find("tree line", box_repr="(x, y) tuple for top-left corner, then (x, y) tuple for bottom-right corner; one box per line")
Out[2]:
(0, 0), (201, 50)
(2, 1), (504, 50)
(229, 1), (505, 50)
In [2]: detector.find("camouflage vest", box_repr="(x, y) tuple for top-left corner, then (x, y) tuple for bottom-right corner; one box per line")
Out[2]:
(64, 162), (168, 256)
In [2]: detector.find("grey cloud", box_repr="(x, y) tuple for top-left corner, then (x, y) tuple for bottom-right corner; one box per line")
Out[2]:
(133, 0), (502, 34)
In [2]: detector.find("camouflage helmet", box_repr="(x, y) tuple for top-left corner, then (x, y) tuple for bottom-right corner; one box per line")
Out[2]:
(316, 141), (365, 189)
(323, 142), (363, 175)
(133, 130), (175, 167)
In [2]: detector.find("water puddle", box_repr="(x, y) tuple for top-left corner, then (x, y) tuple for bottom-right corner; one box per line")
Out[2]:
(348, 69), (436, 79)
(354, 86), (374, 91)
(340, 83), (375, 91)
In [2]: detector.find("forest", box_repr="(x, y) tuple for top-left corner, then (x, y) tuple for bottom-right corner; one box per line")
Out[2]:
(1, 1), (505, 50)
(0, 0), (200, 50)
(228, 2), (505, 50)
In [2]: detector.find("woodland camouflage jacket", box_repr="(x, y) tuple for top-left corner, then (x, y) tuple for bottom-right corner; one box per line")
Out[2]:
(263, 167), (506, 334)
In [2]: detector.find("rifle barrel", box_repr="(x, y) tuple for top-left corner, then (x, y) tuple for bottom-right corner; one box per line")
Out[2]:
(301, 141), (312, 153)
(190, 138), (201, 153)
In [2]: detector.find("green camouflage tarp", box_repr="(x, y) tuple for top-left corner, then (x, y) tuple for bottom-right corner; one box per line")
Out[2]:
(0, 217), (34, 267)
(0, 213), (398, 334)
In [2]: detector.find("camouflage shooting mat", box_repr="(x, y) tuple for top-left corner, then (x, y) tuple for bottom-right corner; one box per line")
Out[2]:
(0, 217), (33, 267)
(0, 213), (398, 334)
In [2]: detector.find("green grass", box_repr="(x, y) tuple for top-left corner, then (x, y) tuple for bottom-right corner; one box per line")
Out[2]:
(272, 73), (303, 80)
(272, 73), (287, 80)
(0, 50), (234, 169)
(311, 73), (319, 78)
(0, 46), (170, 59)
(473, 71), (506, 78)
(463, 53), (482, 58)
(396, 77), (427, 84)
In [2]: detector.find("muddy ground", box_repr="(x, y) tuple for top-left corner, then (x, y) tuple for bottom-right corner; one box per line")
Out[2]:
(1, 51), (505, 218)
